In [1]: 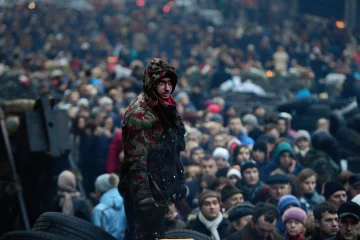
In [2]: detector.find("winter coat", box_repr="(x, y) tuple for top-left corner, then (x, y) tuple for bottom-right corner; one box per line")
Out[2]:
(106, 129), (123, 173)
(236, 180), (267, 204)
(187, 215), (229, 240)
(118, 58), (186, 203)
(92, 188), (126, 240)
(299, 191), (325, 213)
(228, 222), (283, 240)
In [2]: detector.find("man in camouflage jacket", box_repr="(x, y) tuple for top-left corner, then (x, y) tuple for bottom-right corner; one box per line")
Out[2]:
(118, 58), (187, 240)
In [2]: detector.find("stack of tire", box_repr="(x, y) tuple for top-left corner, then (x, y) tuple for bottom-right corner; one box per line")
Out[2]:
(1, 212), (117, 240)
(1, 212), (212, 240)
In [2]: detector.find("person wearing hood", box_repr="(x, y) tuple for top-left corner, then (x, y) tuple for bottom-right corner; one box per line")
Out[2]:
(92, 174), (126, 240)
(118, 58), (187, 240)
(263, 141), (302, 179)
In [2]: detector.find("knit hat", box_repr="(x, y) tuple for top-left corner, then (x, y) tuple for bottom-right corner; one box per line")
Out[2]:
(242, 114), (258, 126)
(324, 180), (346, 200)
(207, 104), (221, 113)
(227, 138), (242, 152)
(99, 97), (113, 106)
(228, 202), (255, 222)
(221, 184), (242, 202)
(240, 160), (258, 175)
(210, 114), (223, 123)
(227, 167), (241, 179)
(266, 174), (290, 185)
(295, 130), (311, 142)
(95, 173), (119, 193)
(278, 195), (301, 215)
(198, 190), (220, 207)
(253, 141), (267, 153)
(213, 147), (230, 162)
(77, 98), (89, 107)
(272, 141), (294, 164)
(282, 207), (307, 224)
(278, 112), (292, 120)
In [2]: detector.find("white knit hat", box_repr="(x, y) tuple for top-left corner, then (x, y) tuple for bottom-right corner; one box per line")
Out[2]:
(212, 147), (230, 162)
(227, 168), (242, 179)
(295, 130), (311, 142)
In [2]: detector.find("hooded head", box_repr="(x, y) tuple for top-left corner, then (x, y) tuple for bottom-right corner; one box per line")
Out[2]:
(143, 58), (178, 96)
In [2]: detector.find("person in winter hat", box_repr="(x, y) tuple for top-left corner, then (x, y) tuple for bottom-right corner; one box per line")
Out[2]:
(187, 190), (229, 240)
(277, 195), (302, 234)
(282, 207), (307, 240)
(324, 180), (347, 209)
(213, 147), (230, 169)
(227, 202), (255, 235)
(118, 58), (186, 240)
(221, 184), (244, 211)
(92, 174), (126, 240)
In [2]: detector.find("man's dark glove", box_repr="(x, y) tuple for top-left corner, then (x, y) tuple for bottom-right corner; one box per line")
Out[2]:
(176, 184), (188, 200)
(136, 197), (156, 212)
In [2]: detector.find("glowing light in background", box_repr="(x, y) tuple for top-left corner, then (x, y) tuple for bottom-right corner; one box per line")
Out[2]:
(266, 70), (274, 78)
(107, 56), (117, 63)
(163, 5), (171, 13)
(28, 2), (36, 9)
(336, 21), (345, 29)
(136, 0), (145, 7)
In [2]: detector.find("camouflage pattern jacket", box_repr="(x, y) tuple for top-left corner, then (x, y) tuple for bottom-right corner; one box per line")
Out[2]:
(119, 59), (186, 203)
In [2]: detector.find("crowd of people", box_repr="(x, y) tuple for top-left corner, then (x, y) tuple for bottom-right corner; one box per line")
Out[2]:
(2, 0), (360, 240)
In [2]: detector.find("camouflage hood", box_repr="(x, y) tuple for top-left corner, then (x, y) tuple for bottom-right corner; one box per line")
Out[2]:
(143, 58), (178, 95)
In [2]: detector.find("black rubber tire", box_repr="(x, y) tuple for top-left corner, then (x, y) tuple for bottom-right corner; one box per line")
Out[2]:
(32, 212), (116, 240)
(164, 229), (212, 240)
(1, 231), (68, 240)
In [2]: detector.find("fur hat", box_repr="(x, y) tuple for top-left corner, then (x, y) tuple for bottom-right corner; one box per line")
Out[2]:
(282, 207), (307, 224)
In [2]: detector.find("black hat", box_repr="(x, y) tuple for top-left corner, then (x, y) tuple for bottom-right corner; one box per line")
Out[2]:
(266, 174), (290, 185)
(338, 202), (360, 220)
(240, 160), (258, 175)
(253, 141), (267, 154)
(221, 184), (242, 202)
(228, 202), (255, 222)
(349, 174), (360, 187)
(323, 181), (346, 200)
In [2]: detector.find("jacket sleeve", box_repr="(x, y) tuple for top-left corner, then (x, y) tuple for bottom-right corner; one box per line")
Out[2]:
(122, 114), (153, 202)
(106, 129), (122, 173)
(91, 207), (103, 228)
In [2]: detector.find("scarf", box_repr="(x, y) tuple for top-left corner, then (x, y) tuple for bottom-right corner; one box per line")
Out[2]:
(198, 212), (223, 240)
(286, 233), (303, 240)
(57, 170), (80, 216)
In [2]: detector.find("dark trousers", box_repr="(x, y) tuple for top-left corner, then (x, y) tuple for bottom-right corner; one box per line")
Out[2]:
(123, 191), (167, 240)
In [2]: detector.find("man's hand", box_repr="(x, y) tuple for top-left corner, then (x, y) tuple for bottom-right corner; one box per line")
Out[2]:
(136, 197), (156, 212)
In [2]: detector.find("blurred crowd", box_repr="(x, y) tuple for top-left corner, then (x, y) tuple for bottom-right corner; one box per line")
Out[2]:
(2, 0), (360, 240)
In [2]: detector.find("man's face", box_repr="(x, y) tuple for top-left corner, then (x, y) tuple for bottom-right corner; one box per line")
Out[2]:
(301, 175), (316, 194)
(213, 135), (225, 148)
(215, 157), (228, 169)
(200, 159), (218, 176)
(191, 149), (205, 165)
(224, 193), (244, 210)
(232, 215), (253, 231)
(329, 191), (347, 208)
(253, 150), (266, 163)
(187, 133), (200, 143)
(297, 137), (310, 150)
(316, 212), (339, 238)
(155, 77), (172, 99)
(269, 183), (291, 201)
(339, 216), (359, 240)
(253, 215), (277, 240)
(243, 168), (259, 185)
(201, 197), (221, 220)
(228, 118), (242, 135)
(278, 119), (287, 134)
(279, 152), (293, 171)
